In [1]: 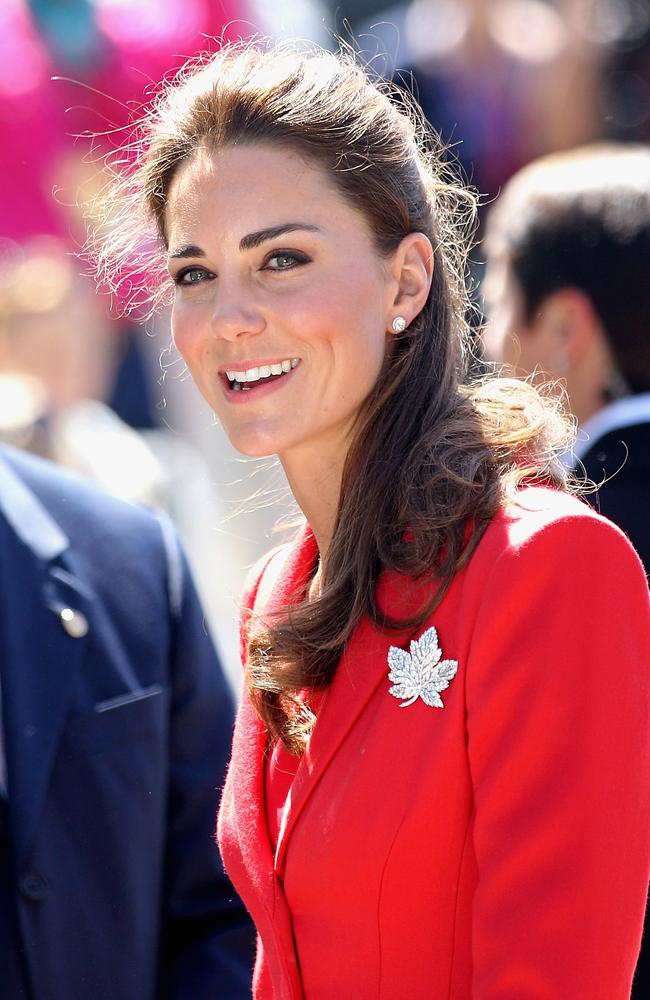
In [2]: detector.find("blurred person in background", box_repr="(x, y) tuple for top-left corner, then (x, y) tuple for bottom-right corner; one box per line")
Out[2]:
(598, 0), (650, 145)
(349, 0), (604, 204)
(0, 238), (242, 681)
(0, 237), (133, 486)
(482, 143), (650, 577)
(0, 442), (255, 998)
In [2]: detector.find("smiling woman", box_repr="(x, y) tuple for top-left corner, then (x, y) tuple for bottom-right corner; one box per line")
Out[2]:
(90, 39), (650, 1000)
(164, 140), (421, 469)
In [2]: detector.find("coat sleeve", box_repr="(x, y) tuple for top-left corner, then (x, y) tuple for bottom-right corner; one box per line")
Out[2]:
(465, 512), (650, 999)
(155, 519), (256, 999)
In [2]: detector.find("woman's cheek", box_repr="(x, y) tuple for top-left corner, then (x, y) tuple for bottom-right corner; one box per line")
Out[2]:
(171, 307), (200, 363)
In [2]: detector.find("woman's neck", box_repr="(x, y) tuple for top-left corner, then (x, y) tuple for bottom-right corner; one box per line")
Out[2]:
(280, 439), (347, 567)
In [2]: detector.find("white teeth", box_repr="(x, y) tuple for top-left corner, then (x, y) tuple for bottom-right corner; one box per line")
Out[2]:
(227, 359), (298, 386)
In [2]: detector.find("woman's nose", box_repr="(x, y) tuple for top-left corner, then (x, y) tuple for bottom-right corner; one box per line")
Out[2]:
(211, 286), (266, 341)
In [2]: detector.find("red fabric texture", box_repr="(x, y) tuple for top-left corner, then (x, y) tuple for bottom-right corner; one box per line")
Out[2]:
(218, 488), (650, 999)
(265, 740), (300, 854)
(265, 687), (326, 854)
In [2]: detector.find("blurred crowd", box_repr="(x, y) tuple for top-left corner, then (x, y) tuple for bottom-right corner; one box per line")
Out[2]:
(1, 0), (649, 685)
(349, 0), (650, 200)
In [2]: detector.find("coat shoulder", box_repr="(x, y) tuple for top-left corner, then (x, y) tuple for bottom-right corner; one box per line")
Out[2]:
(467, 485), (647, 592)
(482, 484), (634, 553)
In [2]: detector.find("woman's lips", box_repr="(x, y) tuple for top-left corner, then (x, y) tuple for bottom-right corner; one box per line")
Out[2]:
(219, 359), (300, 403)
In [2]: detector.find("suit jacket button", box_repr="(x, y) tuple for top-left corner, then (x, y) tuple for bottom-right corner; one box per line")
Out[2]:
(20, 873), (49, 901)
(59, 607), (89, 638)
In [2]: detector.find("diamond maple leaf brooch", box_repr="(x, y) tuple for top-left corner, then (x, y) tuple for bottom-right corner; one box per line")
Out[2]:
(387, 625), (458, 709)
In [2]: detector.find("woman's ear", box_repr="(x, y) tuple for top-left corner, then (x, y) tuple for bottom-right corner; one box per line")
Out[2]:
(386, 232), (434, 332)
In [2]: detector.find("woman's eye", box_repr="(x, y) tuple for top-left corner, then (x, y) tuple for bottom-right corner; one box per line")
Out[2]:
(175, 267), (211, 286)
(264, 251), (308, 271)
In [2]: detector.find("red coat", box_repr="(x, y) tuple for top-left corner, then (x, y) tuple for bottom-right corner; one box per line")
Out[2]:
(218, 487), (650, 999)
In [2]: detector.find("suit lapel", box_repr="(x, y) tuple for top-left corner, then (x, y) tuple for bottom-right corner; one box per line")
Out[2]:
(0, 462), (92, 867)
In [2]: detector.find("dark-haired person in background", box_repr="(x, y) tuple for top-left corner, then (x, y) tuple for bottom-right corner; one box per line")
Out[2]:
(482, 142), (650, 998)
(0, 443), (255, 999)
(483, 143), (650, 573)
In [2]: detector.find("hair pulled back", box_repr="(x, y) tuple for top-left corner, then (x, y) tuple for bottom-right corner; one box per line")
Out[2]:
(92, 40), (573, 754)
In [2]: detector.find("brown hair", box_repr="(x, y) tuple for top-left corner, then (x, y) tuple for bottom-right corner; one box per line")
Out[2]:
(91, 40), (573, 754)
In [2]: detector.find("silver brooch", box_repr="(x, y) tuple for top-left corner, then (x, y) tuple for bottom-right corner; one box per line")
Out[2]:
(387, 625), (458, 709)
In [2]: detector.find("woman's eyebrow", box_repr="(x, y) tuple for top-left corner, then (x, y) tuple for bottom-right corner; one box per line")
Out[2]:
(168, 223), (320, 261)
(168, 244), (206, 260)
(239, 223), (320, 251)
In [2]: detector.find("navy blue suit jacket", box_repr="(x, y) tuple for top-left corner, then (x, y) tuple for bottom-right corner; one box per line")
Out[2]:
(579, 420), (650, 573)
(0, 446), (254, 999)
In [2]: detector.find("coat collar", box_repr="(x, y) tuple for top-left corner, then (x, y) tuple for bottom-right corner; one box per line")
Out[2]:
(225, 525), (317, 904)
(573, 391), (650, 462)
(0, 454), (68, 562)
(0, 455), (93, 866)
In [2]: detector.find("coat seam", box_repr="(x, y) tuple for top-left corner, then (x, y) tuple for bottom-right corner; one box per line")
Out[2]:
(376, 805), (410, 999)
(446, 805), (475, 1000)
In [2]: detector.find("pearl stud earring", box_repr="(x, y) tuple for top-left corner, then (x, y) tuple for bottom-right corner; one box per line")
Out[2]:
(391, 315), (407, 333)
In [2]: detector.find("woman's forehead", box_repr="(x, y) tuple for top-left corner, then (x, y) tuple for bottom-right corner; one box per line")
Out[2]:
(164, 143), (371, 247)
(168, 142), (335, 201)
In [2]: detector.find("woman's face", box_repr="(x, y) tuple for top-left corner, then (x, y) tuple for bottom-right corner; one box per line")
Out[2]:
(166, 142), (397, 463)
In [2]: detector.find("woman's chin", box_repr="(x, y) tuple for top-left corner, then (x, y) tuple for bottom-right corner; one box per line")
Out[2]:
(224, 427), (281, 460)
(235, 444), (277, 459)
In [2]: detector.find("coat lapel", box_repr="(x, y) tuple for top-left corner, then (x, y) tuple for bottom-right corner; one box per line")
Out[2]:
(227, 524), (318, 900)
(0, 458), (92, 867)
(219, 691), (275, 904)
(227, 521), (437, 882)
(219, 529), (321, 998)
(273, 614), (390, 872)
(267, 533), (435, 875)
